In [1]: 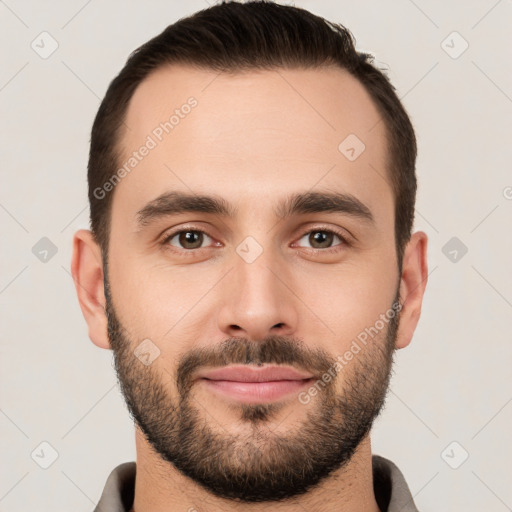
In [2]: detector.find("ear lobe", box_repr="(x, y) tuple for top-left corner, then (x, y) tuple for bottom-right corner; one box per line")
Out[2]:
(395, 231), (428, 350)
(71, 229), (110, 350)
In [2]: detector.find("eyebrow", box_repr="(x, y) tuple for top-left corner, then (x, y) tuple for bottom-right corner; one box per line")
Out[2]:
(135, 190), (374, 229)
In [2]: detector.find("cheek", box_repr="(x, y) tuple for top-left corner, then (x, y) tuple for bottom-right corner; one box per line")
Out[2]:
(298, 245), (398, 348)
(109, 256), (219, 348)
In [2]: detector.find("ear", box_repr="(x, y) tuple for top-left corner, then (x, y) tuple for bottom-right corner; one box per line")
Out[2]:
(395, 231), (428, 350)
(71, 229), (110, 350)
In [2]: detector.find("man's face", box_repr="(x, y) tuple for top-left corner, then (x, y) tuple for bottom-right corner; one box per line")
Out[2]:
(105, 65), (400, 502)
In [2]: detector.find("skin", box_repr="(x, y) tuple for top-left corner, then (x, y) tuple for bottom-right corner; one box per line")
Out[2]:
(72, 64), (428, 512)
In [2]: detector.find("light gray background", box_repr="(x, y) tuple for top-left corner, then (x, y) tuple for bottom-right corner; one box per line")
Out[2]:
(1, 1), (511, 510)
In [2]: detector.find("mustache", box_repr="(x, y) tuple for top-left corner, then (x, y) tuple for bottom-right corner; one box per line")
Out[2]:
(176, 335), (335, 395)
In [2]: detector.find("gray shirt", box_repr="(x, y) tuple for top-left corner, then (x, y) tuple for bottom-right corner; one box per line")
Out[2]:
(93, 454), (419, 511)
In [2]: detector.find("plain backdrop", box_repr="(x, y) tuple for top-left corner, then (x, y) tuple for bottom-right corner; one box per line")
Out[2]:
(1, 1), (511, 511)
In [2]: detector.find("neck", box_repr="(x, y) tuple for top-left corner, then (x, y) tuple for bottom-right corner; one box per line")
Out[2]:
(130, 427), (381, 512)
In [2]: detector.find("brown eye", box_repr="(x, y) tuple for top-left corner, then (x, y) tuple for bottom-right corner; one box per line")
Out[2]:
(295, 228), (348, 252)
(166, 230), (212, 250)
(309, 231), (334, 249)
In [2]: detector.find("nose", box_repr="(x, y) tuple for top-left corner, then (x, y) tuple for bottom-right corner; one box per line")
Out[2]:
(216, 246), (299, 342)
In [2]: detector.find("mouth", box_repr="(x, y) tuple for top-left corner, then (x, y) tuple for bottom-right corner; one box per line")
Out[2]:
(195, 365), (315, 403)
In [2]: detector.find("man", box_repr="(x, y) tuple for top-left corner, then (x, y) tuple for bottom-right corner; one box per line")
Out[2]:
(71, 1), (428, 511)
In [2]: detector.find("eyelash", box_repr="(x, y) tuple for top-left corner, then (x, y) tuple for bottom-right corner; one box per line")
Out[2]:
(160, 225), (351, 256)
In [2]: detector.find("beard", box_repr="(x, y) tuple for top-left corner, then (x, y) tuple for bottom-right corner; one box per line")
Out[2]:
(104, 268), (400, 503)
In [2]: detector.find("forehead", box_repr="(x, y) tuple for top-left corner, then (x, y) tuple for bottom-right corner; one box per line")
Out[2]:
(112, 64), (391, 226)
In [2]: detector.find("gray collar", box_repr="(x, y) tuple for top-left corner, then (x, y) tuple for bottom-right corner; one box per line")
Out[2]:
(94, 454), (419, 512)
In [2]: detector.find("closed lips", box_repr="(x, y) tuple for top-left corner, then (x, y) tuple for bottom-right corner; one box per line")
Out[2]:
(197, 365), (314, 382)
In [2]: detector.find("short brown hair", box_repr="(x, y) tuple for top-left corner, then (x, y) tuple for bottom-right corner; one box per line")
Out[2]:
(88, 0), (417, 269)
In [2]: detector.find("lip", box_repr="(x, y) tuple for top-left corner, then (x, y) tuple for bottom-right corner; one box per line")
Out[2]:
(196, 365), (314, 404)
(196, 365), (314, 382)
